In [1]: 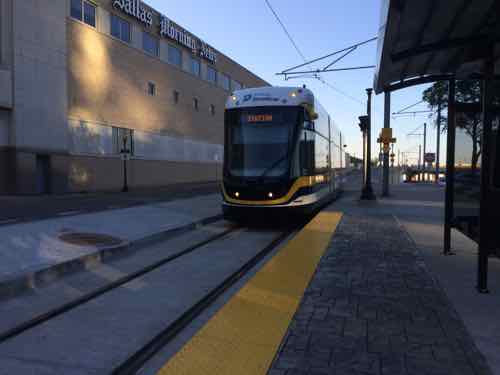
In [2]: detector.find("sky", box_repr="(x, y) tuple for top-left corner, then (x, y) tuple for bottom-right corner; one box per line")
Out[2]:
(146, 0), (444, 166)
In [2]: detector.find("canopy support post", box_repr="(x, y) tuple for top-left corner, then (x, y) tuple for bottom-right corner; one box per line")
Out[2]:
(444, 79), (456, 256)
(477, 46), (495, 294)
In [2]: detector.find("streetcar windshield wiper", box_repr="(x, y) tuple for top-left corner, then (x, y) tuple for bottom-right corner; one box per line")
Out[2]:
(257, 154), (288, 182)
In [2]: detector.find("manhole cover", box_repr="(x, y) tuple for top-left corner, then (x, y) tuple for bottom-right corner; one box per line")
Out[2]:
(58, 232), (124, 247)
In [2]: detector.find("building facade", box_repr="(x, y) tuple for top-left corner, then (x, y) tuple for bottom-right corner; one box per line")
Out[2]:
(0, 0), (267, 194)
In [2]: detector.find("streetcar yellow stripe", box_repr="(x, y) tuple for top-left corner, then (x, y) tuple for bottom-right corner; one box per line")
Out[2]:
(222, 175), (330, 206)
(156, 210), (343, 375)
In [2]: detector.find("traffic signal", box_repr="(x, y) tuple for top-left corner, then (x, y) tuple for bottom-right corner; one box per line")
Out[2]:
(358, 115), (369, 132)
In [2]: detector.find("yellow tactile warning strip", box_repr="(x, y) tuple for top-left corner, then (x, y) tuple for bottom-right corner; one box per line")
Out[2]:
(157, 211), (343, 375)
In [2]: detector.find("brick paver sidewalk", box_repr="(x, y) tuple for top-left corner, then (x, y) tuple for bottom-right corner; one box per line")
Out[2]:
(269, 213), (492, 375)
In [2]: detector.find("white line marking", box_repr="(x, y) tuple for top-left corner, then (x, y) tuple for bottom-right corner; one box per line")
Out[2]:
(57, 210), (82, 217)
(0, 219), (19, 225)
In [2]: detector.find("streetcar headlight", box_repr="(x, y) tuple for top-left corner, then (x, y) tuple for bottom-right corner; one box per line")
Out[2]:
(231, 95), (237, 101)
(268, 192), (274, 198)
(290, 92), (297, 98)
(235, 192), (240, 198)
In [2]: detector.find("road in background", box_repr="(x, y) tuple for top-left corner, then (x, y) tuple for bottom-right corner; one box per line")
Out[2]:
(0, 182), (219, 225)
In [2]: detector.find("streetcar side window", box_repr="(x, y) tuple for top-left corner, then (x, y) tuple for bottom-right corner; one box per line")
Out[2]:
(314, 135), (329, 175)
(303, 110), (314, 130)
(299, 130), (315, 175)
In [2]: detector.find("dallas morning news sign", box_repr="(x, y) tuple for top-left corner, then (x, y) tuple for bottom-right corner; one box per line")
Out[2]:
(112, 0), (217, 64)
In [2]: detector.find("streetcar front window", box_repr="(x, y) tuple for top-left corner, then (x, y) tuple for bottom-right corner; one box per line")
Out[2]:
(226, 107), (299, 178)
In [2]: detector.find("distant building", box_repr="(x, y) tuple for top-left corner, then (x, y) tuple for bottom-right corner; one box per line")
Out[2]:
(0, 0), (267, 194)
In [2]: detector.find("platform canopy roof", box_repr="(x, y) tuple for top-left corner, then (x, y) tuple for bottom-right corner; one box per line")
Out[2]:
(374, 0), (500, 94)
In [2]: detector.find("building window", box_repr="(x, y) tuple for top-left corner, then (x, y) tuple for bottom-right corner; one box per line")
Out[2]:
(220, 73), (231, 91)
(111, 14), (131, 43)
(209, 104), (215, 116)
(173, 90), (180, 104)
(207, 66), (217, 84)
(168, 45), (182, 67)
(143, 32), (159, 57)
(148, 82), (156, 96)
(71, 0), (96, 28)
(193, 98), (199, 111)
(112, 128), (134, 155)
(190, 57), (201, 77)
(232, 80), (243, 91)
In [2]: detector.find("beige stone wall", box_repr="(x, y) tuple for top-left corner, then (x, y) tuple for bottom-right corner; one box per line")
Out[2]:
(0, 0), (13, 110)
(62, 154), (221, 193)
(12, 0), (68, 152)
(0, 0), (13, 69)
(2, 0), (268, 195)
(128, 159), (221, 189)
(66, 154), (122, 192)
(67, 1), (268, 145)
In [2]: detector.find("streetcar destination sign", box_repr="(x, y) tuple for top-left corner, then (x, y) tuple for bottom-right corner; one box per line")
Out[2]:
(247, 114), (273, 123)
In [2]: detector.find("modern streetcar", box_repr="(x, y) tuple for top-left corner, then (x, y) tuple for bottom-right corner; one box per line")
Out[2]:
(222, 86), (349, 220)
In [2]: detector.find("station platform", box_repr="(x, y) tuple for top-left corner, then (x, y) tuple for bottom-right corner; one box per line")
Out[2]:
(1, 182), (498, 375)
(0, 193), (222, 298)
(154, 184), (498, 375)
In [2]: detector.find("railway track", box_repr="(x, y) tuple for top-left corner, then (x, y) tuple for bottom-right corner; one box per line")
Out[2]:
(112, 230), (293, 375)
(0, 220), (299, 374)
(0, 223), (238, 345)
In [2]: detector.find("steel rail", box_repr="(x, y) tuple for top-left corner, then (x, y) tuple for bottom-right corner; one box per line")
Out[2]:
(0, 224), (237, 345)
(111, 229), (296, 375)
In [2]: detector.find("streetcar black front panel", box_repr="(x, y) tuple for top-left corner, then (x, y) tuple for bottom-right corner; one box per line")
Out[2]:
(223, 106), (302, 202)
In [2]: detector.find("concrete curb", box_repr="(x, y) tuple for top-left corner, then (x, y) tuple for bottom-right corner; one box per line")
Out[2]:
(0, 214), (223, 300)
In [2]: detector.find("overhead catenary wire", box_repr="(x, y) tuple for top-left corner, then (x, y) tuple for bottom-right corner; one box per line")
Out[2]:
(317, 77), (366, 106)
(407, 124), (425, 136)
(264, 0), (366, 107)
(264, 0), (308, 64)
(279, 36), (378, 75)
(393, 100), (425, 114)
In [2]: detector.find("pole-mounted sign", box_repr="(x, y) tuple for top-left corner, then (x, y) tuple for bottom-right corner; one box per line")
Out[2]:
(424, 153), (436, 163)
(377, 127), (397, 152)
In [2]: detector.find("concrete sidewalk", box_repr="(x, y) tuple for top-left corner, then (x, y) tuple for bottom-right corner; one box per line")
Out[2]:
(0, 193), (222, 298)
(270, 183), (498, 375)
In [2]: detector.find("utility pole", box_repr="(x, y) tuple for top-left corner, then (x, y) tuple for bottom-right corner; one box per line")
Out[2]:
(435, 101), (442, 183)
(379, 143), (382, 167)
(418, 144), (422, 171)
(382, 91), (391, 196)
(390, 143), (395, 184)
(362, 123), (366, 186)
(360, 88), (375, 200)
(423, 122), (427, 181)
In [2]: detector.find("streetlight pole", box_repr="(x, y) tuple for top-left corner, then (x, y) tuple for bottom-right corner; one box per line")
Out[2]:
(382, 91), (391, 196)
(435, 101), (442, 183)
(121, 135), (129, 193)
(361, 88), (375, 200)
(423, 122), (427, 181)
(419, 144), (422, 171)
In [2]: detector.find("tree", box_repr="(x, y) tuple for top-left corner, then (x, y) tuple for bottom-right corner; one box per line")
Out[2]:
(422, 80), (482, 170)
